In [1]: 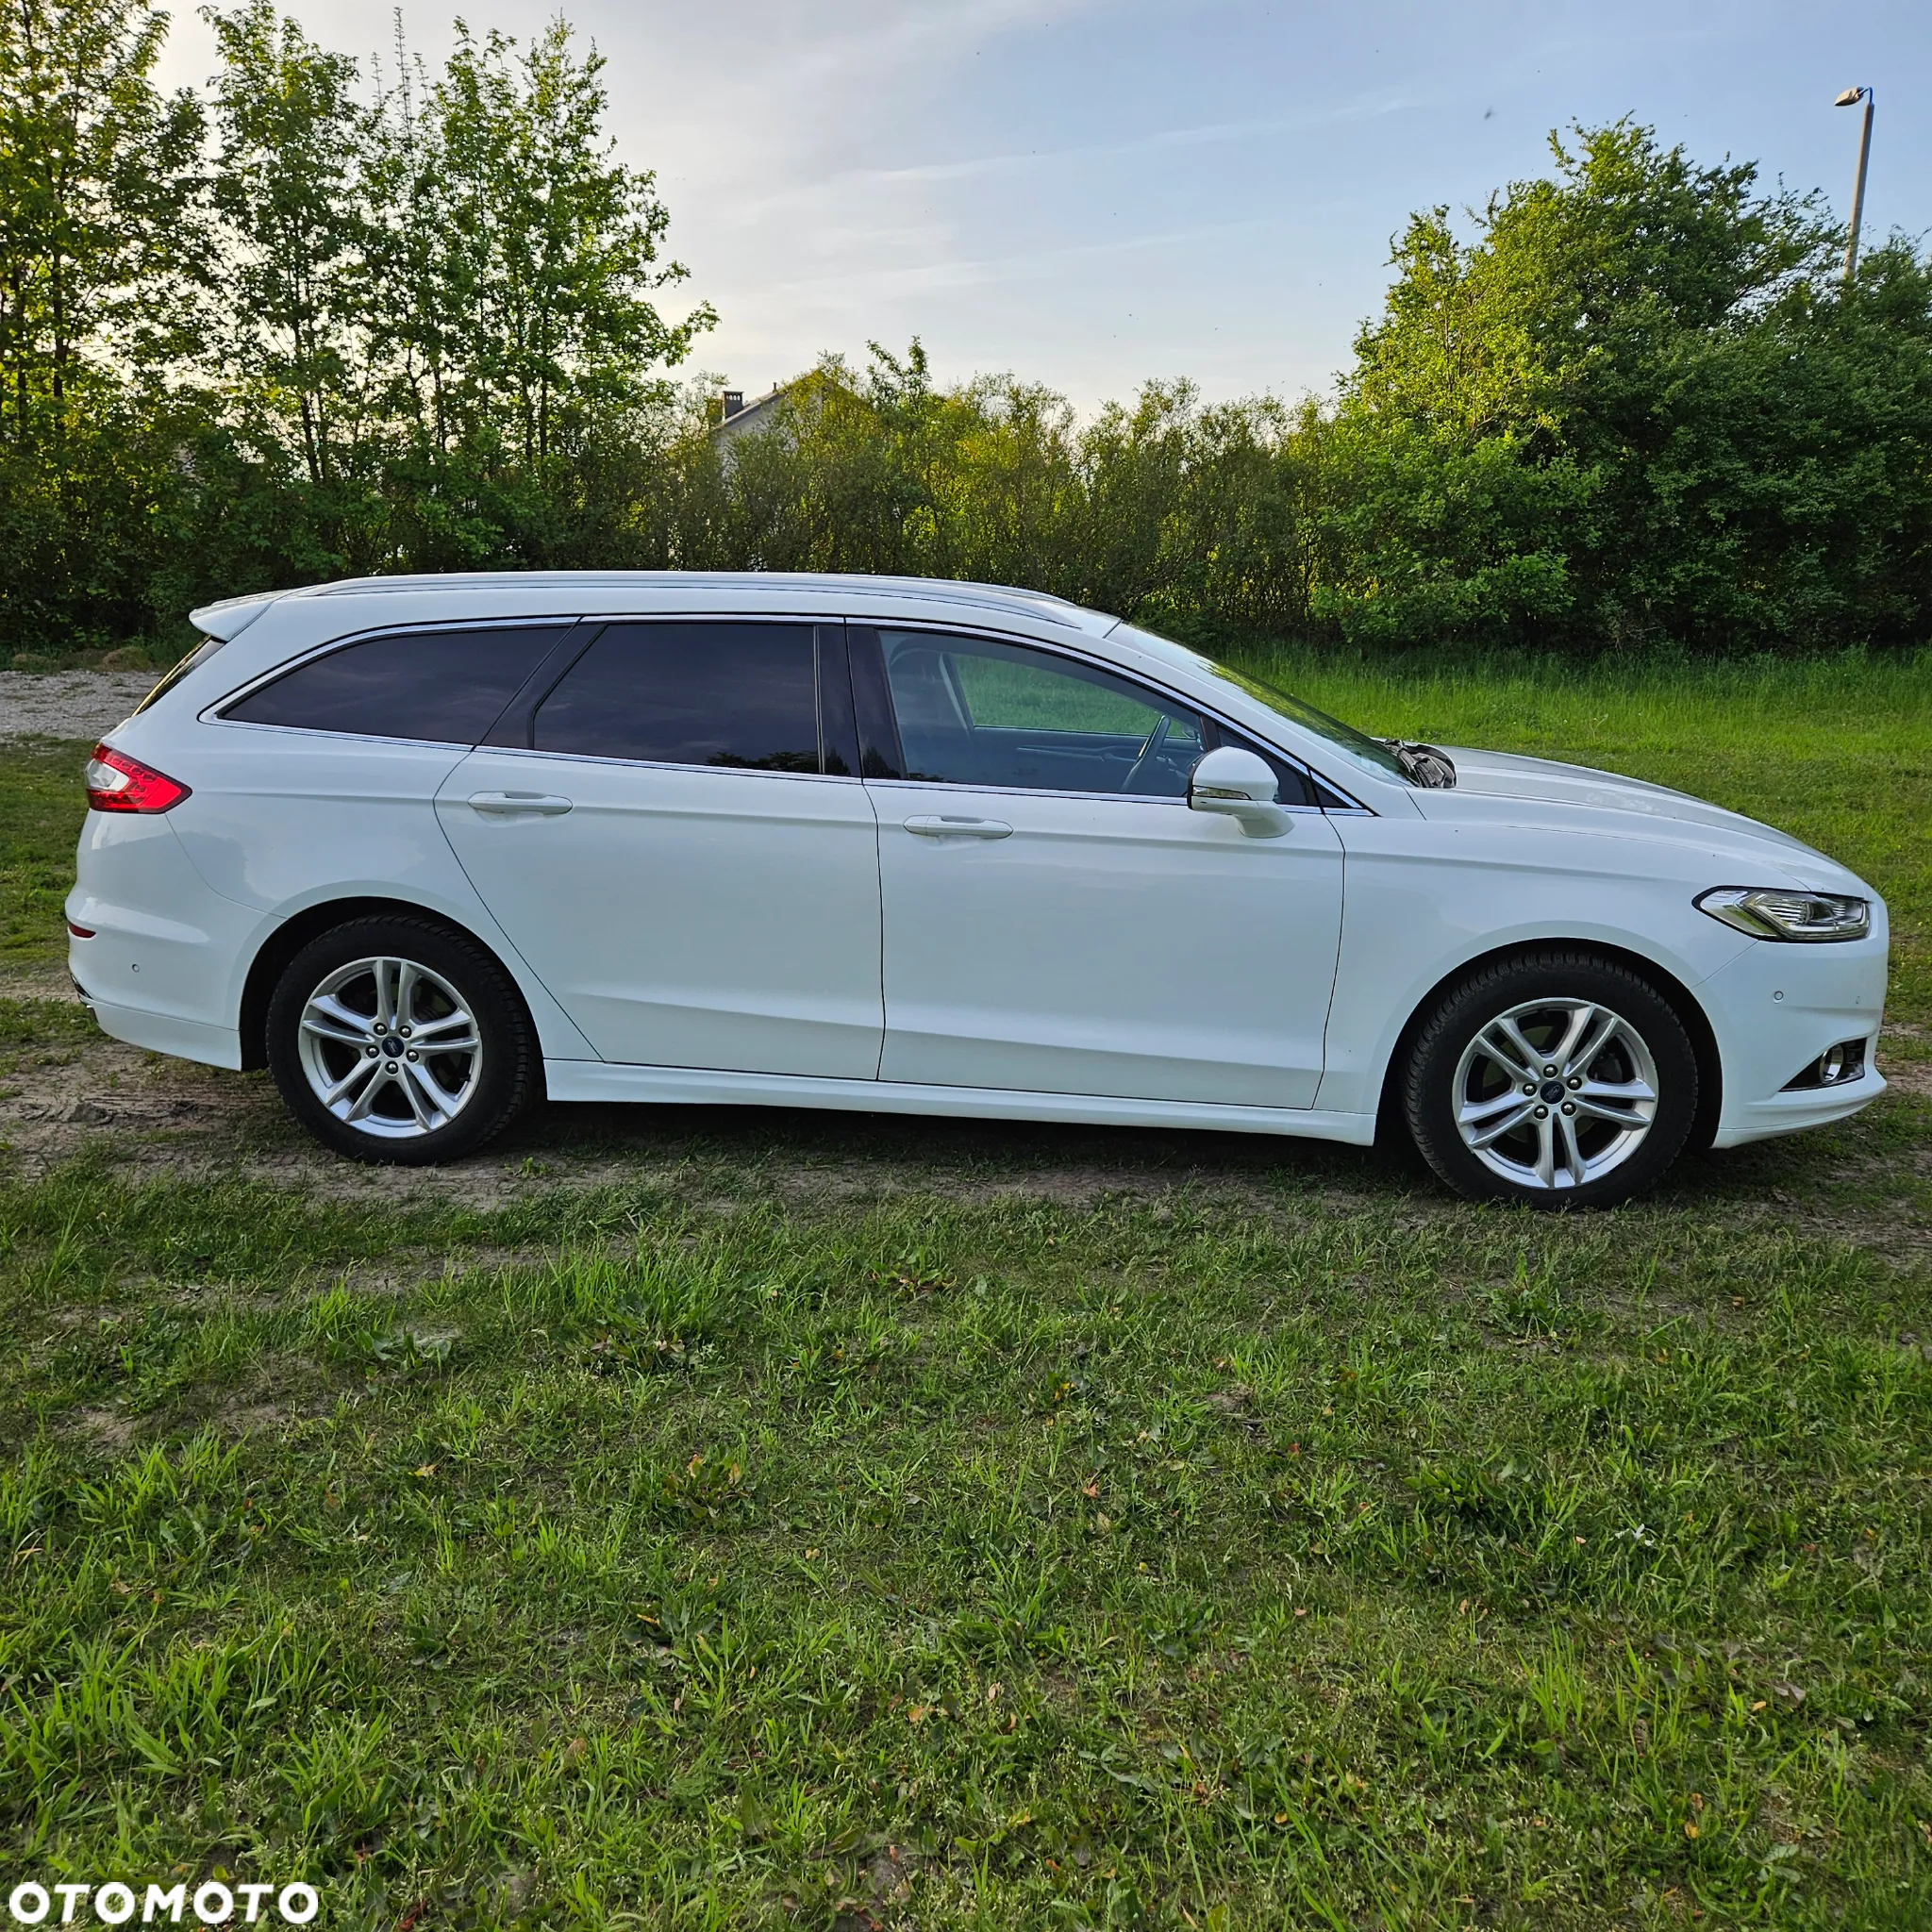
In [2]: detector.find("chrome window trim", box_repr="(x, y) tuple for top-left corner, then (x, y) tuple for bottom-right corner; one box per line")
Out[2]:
(858, 775), (1328, 813)
(442, 741), (860, 785)
(208, 722), (482, 753)
(198, 606), (1373, 810)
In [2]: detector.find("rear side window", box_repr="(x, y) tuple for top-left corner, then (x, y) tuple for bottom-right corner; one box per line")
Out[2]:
(533, 622), (822, 773)
(224, 626), (569, 743)
(135, 635), (227, 715)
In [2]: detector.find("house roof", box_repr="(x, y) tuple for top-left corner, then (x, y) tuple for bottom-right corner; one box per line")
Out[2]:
(709, 378), (802, 443)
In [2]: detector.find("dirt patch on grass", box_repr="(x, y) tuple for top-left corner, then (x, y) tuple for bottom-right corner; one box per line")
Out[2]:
(1879, 1028), (1932, 1100)
(0, 993), (1389, 1215)
(64, 1405), (141, 1453)
(1, 996), (1924, 1262)
(0, 961), (80, 1001)
(0, 1021), (267, 1174)
(207, 1378), (315, 1435)
(0, 1004), (541, 1206)
(0, 670), (160, 741)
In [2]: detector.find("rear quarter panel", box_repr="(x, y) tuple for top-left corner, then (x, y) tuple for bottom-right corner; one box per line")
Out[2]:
(98, 697), (598, 1063)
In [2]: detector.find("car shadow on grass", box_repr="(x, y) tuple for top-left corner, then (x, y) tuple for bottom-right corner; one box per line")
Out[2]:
(1, 990), (1925, 1257)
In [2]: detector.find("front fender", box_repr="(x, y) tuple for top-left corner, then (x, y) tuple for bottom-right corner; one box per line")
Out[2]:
(1316, 818), (1756, 1117)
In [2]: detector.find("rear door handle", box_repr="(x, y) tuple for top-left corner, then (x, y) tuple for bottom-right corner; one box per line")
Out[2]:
(467, 791), (574, 817)
(905, 815), (1013, 840)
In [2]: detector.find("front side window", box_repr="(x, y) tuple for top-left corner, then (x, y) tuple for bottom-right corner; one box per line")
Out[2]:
(533, 622), (822, 772)
(877, 629), (1206, 797)
(223, 625), (569, 743)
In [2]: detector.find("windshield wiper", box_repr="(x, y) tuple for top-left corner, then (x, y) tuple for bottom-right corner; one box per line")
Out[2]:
(1377, 740), (1457, 789)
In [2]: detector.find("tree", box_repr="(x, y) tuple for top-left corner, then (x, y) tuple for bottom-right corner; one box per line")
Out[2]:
(0, 0), (204, 645)
(0, 0), (201, 435)
(205, 0), (370, 488)
(6, 25), (1930, 660)
(1328, 121), (1932, 650)
(365, 17), (711, 474)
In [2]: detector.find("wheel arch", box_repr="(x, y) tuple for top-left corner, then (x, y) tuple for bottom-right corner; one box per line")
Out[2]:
(1374, 938), (1724, 1155)
(238, 896), (543, 1084)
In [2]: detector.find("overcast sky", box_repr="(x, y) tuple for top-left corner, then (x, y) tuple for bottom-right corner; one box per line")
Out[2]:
(155, 0), (1928, 413)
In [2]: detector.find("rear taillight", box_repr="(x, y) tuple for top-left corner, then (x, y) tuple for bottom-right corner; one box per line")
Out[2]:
(85, 743), (190, 813)
(67, 921), (96, 939)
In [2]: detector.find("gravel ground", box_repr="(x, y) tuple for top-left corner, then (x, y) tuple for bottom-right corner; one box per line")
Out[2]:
(0, 671), (161, 741)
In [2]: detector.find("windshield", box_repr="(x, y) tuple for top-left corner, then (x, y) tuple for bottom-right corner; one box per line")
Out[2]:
(1109, 625), (1411, 782)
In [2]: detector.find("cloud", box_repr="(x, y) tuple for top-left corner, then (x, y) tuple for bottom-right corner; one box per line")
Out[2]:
(828, 92), (1417, 192)
(769, 213), (1286, 301)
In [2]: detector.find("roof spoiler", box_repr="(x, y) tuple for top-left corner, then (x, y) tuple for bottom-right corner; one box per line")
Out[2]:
(188, 590), (285, 641)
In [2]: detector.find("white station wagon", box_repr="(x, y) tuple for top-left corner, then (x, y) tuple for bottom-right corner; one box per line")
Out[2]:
(70, 573), (1888, 1207)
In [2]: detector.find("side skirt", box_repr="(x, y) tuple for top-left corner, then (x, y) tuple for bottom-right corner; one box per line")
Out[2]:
(541, 1059), (1379, 1144)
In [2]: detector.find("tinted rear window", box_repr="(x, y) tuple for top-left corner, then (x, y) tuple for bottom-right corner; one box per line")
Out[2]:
(224, 626), (569, 742)
(533, 622), (822, 772)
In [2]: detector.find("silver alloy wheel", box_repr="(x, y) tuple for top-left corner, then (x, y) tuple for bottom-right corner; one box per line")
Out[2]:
(294, 956), (483, 1140)
(1452, 997), (1659, 1191)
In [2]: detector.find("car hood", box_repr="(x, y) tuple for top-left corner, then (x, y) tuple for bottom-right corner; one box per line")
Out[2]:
(1419, 746), (1860, 887)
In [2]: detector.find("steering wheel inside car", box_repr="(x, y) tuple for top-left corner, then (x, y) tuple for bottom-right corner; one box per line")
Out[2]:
(1121, 714), (1174, 793)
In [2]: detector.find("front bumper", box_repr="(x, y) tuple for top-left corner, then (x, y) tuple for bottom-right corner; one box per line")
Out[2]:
(1700, 922), (1890, 1147)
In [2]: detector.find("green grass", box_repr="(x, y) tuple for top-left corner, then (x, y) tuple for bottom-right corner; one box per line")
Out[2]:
(2, 652), (1930, 1926)
(3, 1153), (1929, 1927)
(1227, 645), (1932, 1026)
(6, 641), (178, 676)
(0, 740), (91, 970)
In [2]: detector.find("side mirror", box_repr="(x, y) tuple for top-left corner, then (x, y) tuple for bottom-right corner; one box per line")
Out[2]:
(1188, 746), (1291, 839)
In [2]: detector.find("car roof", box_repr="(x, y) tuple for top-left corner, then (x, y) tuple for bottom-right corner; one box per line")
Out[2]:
(175, 570), (1409, 811)
(190, 572), (1117, 641)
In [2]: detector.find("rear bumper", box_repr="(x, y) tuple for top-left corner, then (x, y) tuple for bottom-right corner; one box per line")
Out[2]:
(80, 991), (242, 1070)
(66, 812), (258, 1071)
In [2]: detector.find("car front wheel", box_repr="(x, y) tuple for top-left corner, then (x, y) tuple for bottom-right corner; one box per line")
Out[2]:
(1403, 951), (1699, 1208)
(266, 916), (537, 1164)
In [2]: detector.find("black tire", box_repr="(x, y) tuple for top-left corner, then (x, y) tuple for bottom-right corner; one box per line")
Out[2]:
(1403, 950), (1699, 1208)
(266, 915), (536, 1165)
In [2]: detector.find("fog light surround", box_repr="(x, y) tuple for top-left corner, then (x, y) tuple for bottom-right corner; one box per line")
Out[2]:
(1784, 1038), (1869, 1091)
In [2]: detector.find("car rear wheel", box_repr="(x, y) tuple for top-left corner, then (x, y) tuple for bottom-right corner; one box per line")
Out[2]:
(1403, 951), (1699, 1208)
(266, 916), (536, 1164)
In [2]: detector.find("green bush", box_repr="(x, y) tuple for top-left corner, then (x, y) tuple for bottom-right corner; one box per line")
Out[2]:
(3, 0), (1926, 658)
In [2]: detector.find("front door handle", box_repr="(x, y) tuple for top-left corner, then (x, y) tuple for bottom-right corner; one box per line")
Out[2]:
(467, 791), (574, 817)
(904, 815), (1013, 840)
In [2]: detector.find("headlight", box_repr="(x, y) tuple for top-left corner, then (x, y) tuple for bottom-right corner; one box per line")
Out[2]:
(1696, 886), (1871, 942)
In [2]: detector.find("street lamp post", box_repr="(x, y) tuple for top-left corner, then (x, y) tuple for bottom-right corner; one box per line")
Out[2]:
(1834, 86), (1874, 283)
